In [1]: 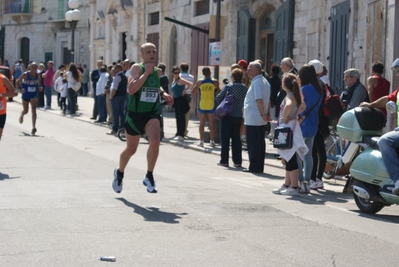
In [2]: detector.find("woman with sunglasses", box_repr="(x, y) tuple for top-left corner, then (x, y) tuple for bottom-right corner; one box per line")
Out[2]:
(170, 65), (193, 141)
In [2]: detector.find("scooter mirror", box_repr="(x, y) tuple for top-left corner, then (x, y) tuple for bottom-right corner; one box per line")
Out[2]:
(386, 101), (397, 114)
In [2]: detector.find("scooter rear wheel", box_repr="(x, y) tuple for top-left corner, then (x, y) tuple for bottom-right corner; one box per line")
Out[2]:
(117, 128), (126, 142)
(353, 193), (384, 214)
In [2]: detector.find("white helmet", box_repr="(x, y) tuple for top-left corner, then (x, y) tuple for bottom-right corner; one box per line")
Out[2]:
(392, 58), (399, 72)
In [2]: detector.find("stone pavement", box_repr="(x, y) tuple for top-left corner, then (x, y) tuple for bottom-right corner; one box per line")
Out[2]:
(10, 94), (286, 171)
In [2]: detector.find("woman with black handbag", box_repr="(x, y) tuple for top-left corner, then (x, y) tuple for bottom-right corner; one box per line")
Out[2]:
(272, 73), (306, 196)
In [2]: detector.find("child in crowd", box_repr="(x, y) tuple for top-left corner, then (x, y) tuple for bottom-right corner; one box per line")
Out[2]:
(59, 78), (68, 115)
(54, 72), (63, 109)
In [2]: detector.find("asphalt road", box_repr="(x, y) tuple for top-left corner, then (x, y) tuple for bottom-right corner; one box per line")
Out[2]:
(1, 99), (399, 267)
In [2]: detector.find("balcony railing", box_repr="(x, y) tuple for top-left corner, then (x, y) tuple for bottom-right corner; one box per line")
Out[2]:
(3, 0), (32, 14)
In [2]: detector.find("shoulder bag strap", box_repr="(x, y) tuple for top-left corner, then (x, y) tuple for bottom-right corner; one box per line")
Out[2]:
(301, 92), (321, 118)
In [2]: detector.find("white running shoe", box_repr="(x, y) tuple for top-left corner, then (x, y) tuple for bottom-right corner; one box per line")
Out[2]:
(299, 181), (310, 193)
(309, 180), (318, 191)
(210, 140), (216, 147)
(112, 168), (123, 193)
(316, 178), (324, 189)
(143, 176), (157, 193)
(272, 184), (288, 194)
(173, 136), (184, 141)
(280, 187), (300, 196)
(197, 140), (204, 147)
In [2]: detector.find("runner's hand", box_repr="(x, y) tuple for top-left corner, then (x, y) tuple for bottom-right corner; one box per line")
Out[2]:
(144, 63), (154, 75)
(163, 93), (174, 106)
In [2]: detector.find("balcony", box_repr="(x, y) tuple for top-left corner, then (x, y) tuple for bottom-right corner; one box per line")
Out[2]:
(3, 0), (33, 23)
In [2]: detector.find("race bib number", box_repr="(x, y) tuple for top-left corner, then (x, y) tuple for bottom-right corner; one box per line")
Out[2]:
(140, 87), (158, 103)
(27, 86), (36, 92)
(0, 101), (3, 110)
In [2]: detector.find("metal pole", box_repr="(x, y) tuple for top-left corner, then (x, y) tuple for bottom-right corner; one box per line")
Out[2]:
(214, 0), (221, 143)
(70, 20), (77, 63)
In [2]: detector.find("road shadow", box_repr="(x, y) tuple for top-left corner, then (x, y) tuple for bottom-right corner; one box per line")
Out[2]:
(21, 132), (41, 137)
(0, 172), (20, 181)
(284, 189), (351, 205)
(115, 198), (188, 224)
(351, 210), (399, 224)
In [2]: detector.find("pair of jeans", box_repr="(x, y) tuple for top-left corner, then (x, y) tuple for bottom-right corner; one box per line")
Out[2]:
(97, 95), (107, 122)
(111, 95), (126, 132)
(297, 136), (315, 182)
(67, 88), (76, 114)
(246, 125), (266, 172)
(220, 116), (242, 165)
(44, 86), (52, 107)
(377, 131), (399, 182)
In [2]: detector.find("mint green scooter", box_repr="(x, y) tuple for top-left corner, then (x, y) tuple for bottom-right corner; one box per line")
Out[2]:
(339, 106), (399, 214)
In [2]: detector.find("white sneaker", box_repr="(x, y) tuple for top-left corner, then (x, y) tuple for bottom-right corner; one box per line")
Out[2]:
(197, 140), (204, 147)
(173, 136), (184, 141)
(272, 184), (288, 194)
(392, 180), (399, 195)
(299, 181), (310, 193)
(143, 176), (157, 193)
(316, 178), (324, 189)
(210, 140), (216, 147)
(112, 168), (123, 193)
(309, 180), (318, 190)
(280, 187), (300, 196)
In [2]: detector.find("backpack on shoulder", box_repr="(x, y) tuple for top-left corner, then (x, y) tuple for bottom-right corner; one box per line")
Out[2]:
(322, 85), (344, 126)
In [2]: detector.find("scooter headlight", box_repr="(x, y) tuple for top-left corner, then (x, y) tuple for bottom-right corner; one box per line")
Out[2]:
(386, 101), (397, 114)
(392, 58), (399, 72)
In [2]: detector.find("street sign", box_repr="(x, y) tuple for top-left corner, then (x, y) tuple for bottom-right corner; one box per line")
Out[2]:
(209, 42), (222, 66)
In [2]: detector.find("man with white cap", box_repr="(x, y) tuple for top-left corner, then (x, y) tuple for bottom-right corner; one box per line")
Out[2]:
(308, 59), (329, 191)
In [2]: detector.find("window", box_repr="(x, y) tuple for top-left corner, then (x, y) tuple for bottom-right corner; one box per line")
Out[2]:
(195, 0), (209, 17)
(58, 0), (65, 19)
(149, 11), (159, 26)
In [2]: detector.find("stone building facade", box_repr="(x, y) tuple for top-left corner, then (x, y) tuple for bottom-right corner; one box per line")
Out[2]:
(1, 0), (398, 92)
(0, 0), (91, 68)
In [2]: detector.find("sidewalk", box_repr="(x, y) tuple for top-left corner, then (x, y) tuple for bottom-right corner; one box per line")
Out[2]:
(11, 94), (285, 170)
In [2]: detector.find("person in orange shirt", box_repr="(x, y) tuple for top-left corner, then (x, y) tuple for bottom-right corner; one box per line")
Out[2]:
(0, 74), (18, 140)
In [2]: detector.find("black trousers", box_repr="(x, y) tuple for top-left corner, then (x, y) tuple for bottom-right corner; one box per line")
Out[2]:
(92, 86), (98, 118)
(246, 125), (266, 172)
(173, 96), (187, 137)
(220, 116), (242, 165)
(311, 132), (326, 181)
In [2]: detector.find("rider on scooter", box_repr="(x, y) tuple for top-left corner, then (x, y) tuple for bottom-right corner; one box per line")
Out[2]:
(360, 58), (399, 194)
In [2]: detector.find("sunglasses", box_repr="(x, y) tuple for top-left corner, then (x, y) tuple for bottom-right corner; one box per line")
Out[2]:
(173, 71), (180, 74)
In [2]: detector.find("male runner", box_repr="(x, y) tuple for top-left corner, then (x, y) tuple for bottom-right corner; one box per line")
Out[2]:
(112, 43), (173, 193)
(17, 62), (42, 135)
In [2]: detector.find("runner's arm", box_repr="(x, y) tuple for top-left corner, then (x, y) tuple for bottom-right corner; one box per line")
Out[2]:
(1, 76), (18, 97)
(127, 63), (151, 95)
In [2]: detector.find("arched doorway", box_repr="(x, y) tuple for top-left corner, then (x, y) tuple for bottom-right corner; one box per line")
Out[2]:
(20, 37), (29, 66)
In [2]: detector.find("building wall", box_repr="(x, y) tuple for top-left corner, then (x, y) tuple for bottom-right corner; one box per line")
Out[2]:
(1, 0), (91, 68)
(87, 0), (398, 91)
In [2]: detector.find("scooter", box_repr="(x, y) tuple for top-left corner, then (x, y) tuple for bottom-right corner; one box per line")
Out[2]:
(339, 106), (399, 214)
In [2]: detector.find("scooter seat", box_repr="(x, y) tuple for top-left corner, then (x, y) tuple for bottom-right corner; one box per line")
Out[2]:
(362, 135), (380, 150)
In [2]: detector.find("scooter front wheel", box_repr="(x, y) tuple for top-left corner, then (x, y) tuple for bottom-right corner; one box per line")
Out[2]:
(353, 193), (384, 214)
